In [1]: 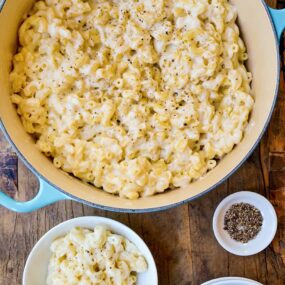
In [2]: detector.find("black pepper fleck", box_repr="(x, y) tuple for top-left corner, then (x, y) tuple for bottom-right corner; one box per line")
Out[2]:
(223, 202), (263, 243)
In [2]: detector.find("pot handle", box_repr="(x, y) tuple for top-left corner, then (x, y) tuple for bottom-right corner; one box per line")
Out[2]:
(268, 7), (285, 42)
(0, 177), (70, 213)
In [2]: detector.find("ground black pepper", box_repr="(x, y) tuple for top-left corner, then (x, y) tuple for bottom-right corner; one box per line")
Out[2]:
(223, 202), (263, 243)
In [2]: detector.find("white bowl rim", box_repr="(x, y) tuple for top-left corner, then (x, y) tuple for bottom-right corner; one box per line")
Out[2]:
(212, 191), (278, 256)
(22, 216), (158, 285)
(202, 276), (263, 285)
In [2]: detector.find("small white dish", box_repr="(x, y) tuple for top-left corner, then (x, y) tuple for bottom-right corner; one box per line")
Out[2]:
(202, 277), (263, 285)
(213, 191), (277, 256)
(23, 216), (158, 285)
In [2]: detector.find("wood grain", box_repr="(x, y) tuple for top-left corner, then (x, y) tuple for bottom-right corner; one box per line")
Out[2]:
(1, 1), (285, 284)
(0, 152), (18, 197)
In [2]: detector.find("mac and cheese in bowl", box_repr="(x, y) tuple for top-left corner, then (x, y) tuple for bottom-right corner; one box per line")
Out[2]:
(47, 226), (147, 285)
(10, 0), (254, 199)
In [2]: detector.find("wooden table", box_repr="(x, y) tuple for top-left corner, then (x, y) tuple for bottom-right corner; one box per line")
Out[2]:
(1, 1), (285, 284)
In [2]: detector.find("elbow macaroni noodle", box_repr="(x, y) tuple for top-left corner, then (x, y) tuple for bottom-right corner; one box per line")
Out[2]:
(47, 226), (147, 285)
(10, 0), (254, 199)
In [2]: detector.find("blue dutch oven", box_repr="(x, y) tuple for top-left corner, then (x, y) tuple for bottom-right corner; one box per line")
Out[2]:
(0, 0), (284, 213)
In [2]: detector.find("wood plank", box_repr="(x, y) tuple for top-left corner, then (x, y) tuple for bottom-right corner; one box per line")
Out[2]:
(259, 2), (285, 283)
(268, 153), (285, 272)
(259, 1), (285, 281)
(267, 76), (285, 153)
(0, 152), (18, 197)
(269, 153), (285, 190)
(188, 183), (229, 284)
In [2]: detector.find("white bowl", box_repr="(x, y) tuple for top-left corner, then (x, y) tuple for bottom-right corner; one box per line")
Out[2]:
(213, 191), (277, 256)
(23, 216), (158, 285)
(202, 277), (263, 285)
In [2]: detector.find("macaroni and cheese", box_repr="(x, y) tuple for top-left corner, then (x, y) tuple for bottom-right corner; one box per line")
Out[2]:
(47, 226), (147, 285)
(10, 0), (254, 198)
